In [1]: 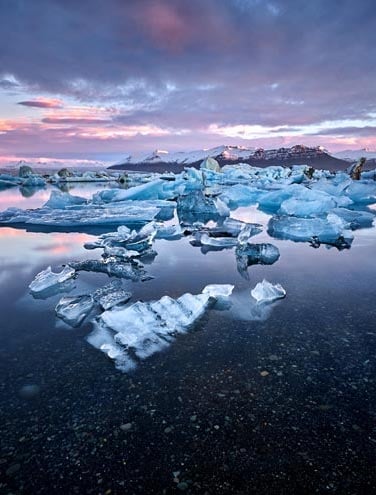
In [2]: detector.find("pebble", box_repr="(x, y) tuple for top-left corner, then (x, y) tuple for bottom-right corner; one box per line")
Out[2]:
(120, 423), (132, 432)
(19, 384), (40, 399)
(177, 481), (189, 491)
(6, 463), (21, 476)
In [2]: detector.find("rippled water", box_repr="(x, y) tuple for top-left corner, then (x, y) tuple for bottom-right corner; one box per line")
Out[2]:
(1, 182), (376, 494)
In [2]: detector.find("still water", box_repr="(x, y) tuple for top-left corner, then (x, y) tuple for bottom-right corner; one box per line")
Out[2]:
(1, 182), (376, 494)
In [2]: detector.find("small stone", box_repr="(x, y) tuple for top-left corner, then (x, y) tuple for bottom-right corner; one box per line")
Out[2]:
(120, 423), (132, 432)
(177, 481), (189, 491)
(19, 384), (40, 399)
(6, 464), (21, 476)
(164, 427), (172, 434)
(190, 415), (197, 422)
(268, 355), (279, 361)
(260, 371), (269, 377)
(214, 425), (220, 430)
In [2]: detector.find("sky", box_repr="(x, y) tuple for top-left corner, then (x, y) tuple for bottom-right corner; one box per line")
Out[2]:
(0, 0), (375, 164)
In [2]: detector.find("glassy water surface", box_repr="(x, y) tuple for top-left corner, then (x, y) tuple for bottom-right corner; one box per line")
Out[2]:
(1, 182), (376, 494)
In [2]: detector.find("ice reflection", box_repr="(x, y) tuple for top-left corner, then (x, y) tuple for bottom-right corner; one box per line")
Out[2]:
(0, 228), (93, 264)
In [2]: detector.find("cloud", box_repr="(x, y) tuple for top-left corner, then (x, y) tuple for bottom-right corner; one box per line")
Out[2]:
(18, 98), (63, 108)
(310, 126), (376, 137)
(0, 0), (376, 154)
(42, 117), (112, 124)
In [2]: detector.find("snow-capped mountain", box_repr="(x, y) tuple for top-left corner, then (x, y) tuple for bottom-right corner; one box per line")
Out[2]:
(109, 145), (349, 172)
(332, 149), (376, 161)
(112, 145), (257, 167)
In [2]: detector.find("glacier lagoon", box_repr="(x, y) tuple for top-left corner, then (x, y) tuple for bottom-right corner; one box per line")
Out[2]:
(1, 166), (376, 494)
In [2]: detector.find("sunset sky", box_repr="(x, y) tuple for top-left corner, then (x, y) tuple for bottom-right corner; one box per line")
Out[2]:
(0, 0), (375, 164)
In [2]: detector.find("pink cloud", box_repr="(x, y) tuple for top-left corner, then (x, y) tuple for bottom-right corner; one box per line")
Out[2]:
(141, 2), (193, 51)
(18, 97), (63, 109)
(42, 117), (112, 125)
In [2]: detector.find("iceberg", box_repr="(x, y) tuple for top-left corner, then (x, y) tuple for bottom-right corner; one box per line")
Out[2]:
(268, 215), (354, 248)
(251, 279), (286, 303)
(177, 190), (229, 223)
(219, 185), (263, 208)
(345, 182), (376, 204)
(89, 285), (232, 371)
(330, 208), (374, 230)
(29, 266), (76, 297)
(44, 190), (87, 209)
(55, 294), (95, 327)
(200, 157), (221, 172)
(154, 224), (182, 240)
(0, 174), (22, 190)
(236, 243), (280, 279)
(279, 197), (336, 217)
(0, 203), (160, 230)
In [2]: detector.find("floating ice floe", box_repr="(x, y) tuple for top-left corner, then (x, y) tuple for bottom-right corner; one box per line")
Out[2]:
(189, 218), (262, 250)
(0, 202), (160, 229)
(268, 214), (354, 248)
(177, 190), (229, 223)
(251, 279), (286, 303)
(236, 243), (280, 279)
(85, 223), (157, 253)
(330, 208), (374, 230)
(56, 294), (95, 327)
(88, 284), (234, 371)
(29, 266), (76, 297)
(68, 259), (152, 281)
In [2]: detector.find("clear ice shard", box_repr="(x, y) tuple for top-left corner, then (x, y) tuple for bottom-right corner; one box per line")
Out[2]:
(93, 281), (132, 310)
(85, 223), (157, 253)
(29, 266), (76, 297)
(55, 294), (95, 327)
(88, 285), (232, 371)
(189, 218), (262, 249)
(251, 279), (286, 303)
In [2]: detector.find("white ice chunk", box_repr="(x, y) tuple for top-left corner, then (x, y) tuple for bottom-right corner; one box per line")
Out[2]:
(90, 285), (232, 370)
(202, 284), (234, 298)
(29, 266), (76, 296)
(251, 279), (286, 303)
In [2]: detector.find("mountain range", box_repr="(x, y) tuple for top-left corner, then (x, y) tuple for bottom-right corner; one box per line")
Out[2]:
(109, 145), (376, 173)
